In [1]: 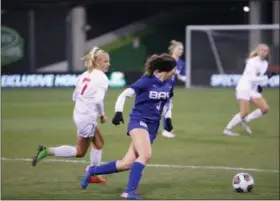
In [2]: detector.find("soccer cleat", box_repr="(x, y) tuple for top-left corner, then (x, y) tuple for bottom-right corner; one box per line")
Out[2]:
(32, 145), (48, 167)
(223, 129), (240, 136)
(162, 130), (175, 138)
(84, 166), (107, 183)
(121, 192), (142, 200)
(241, 122), (253, 135)
(80, 170), (91, 189)
(88, 176), (107, 183)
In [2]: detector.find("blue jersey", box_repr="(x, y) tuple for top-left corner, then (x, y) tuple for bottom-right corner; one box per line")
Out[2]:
(168, 58), (186, 86)
(129, 75), (173, 122)
(176, 58), (186, 77)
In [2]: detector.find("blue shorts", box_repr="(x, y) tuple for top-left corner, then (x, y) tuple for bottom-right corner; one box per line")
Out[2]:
(127, 119), (160, 143)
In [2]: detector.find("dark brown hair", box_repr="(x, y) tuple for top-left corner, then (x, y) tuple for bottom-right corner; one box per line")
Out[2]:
(144, 53), (176, 76)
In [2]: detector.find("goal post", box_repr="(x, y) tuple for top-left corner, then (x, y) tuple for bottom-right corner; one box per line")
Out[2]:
(185, 24), (280, 88)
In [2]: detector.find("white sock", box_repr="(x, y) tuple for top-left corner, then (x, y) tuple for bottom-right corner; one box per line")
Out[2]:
(226, 113), (243, 130)
(48, 145), (77, 157)
(90, 147), (102, 166)
(244, 109), (263, 123)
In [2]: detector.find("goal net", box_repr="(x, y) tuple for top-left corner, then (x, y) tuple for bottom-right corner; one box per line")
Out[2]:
(185, 24), (280, 88)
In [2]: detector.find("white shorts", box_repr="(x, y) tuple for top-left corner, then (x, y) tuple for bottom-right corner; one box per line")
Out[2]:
(235, 89), (262, 101)
(73, 118), (96, 138)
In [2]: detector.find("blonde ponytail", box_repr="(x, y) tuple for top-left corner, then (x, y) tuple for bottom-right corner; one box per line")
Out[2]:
(81, 46), (104, 71)
(248, 50), (258, 58)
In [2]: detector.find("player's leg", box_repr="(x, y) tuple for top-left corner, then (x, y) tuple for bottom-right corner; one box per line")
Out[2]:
(80, 142), (138, 189)
(120, 128), (151, 199)
(162, 118), (175, 138)
(86, 127), (107, 183)
(162, 99), (175, 138)
(90, 127), (104, 167)
(245, 96), (269, 123)
(224, 91), (250, 136)
(32, 122), (94, 166)
(32, 135), (91, 166)
(240, 92), (268, 134)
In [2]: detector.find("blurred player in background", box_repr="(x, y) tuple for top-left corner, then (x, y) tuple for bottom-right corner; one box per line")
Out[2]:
(80, 53), (176, 199)
(162, 40), (186, 138)
(32, 47), (109, 183)
(224, 44), (276, 136)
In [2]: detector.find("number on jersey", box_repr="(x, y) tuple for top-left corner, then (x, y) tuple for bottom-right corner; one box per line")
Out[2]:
(81, 78), (91, 95)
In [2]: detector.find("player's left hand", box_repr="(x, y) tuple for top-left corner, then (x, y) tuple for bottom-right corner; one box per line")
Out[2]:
(100, 115), (107, 124)
(165, 118), (173, 132)
(112, 112), (124, 125)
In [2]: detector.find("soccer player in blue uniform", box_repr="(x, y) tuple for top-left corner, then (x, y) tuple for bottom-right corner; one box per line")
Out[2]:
(80, 53), (176, 200)
(162, 40), (186, 138)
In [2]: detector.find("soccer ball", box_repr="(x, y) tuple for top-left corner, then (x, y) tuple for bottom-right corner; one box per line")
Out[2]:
(232, 172), (254, 193)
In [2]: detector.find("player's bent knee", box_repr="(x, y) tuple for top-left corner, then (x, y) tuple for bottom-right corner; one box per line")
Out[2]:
(94, 141), (104, 150)
(261, 106), (269, 114)
(240, 111), (249, 118)
(75, 148), (87, 158)
(138, 153), (152, 164)
(76, 152), (86, 158)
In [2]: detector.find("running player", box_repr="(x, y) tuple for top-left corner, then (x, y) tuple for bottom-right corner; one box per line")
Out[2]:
(80, 53), (176, 200)
(162, 40), (186, 138)
(224, 44), (275, 136)
(32, 47), (109, 183)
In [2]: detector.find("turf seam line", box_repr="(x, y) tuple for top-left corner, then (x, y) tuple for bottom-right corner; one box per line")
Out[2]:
(1, 157), (279, 173)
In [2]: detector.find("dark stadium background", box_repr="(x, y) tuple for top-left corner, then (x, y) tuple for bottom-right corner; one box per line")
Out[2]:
(1, 0), (277, 74)
(1, 1), (279, 199)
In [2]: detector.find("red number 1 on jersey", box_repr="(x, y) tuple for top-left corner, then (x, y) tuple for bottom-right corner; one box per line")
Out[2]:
(81, 78), (91, 95)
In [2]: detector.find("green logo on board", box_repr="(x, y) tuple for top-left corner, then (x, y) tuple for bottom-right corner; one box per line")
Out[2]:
(1, 26), (24, 66)
(109, 72), (126, 88)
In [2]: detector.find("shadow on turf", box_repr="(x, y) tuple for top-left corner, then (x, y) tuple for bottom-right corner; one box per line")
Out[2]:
(76, 176), (177, 199)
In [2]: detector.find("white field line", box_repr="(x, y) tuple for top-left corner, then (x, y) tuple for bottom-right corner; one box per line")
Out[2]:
(1, 157), (279, 173)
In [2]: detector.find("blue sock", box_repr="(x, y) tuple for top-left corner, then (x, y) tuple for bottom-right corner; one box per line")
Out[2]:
(125, 162), (145, 193)
(89, 160), (118, 175)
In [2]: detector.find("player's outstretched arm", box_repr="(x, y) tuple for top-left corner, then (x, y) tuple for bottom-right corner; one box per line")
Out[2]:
(112, 88), (135, 125)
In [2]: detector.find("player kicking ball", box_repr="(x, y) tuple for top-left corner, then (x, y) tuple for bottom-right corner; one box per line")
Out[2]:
(80, 53), (176, 199)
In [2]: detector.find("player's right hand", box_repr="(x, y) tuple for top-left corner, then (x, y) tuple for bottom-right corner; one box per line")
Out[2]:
(112, 112), (124, 125)
(100, 115), (107, 124)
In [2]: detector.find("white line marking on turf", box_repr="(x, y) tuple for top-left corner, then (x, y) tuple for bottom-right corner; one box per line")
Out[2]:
(1, 157), (279, 173)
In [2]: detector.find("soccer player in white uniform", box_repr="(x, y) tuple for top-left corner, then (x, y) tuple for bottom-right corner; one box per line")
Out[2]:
(32, 47), (110, 183)
(224, 44), (275, 136)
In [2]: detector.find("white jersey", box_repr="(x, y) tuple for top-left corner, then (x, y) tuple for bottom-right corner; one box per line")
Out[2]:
(236, 56), (268, 91)
(72, 69), (109, 124)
